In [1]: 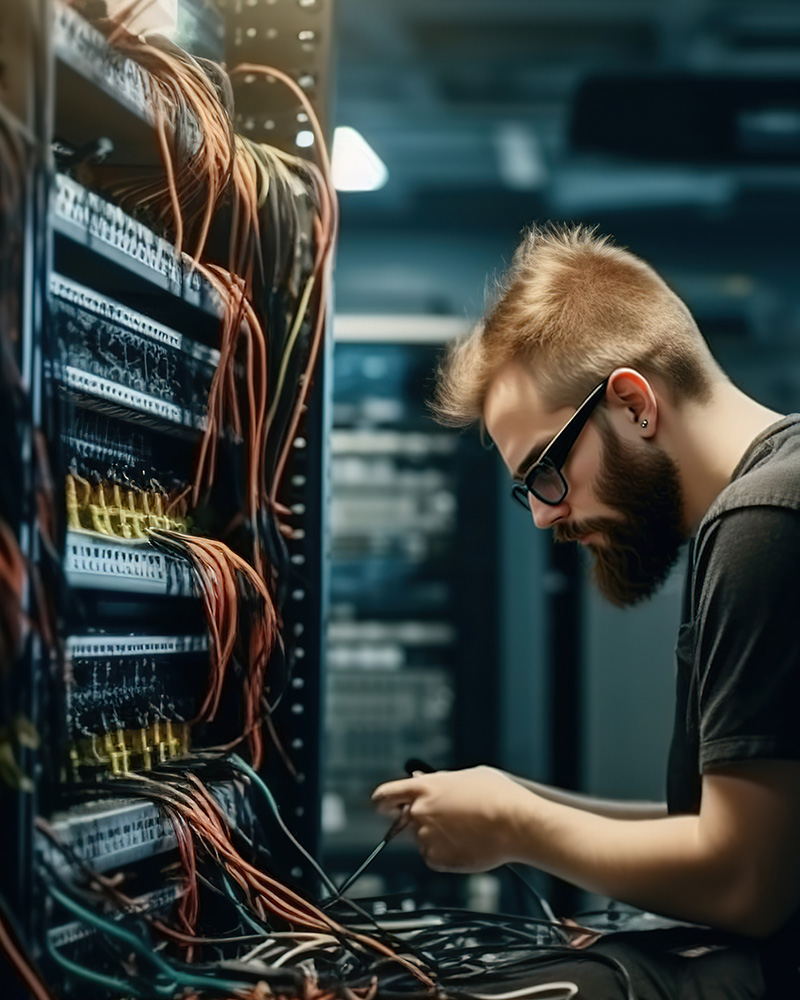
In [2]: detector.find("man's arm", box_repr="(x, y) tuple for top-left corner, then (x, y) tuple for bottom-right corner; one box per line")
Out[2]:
(504, 773), (667, 820)
(373, 760), (800, 938)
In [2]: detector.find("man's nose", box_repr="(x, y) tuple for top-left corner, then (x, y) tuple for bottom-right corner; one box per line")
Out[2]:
(529, 494), (569, 530)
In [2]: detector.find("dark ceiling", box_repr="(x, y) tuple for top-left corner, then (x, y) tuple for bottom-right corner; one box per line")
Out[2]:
(331, 0), (800, 407)
(335, 0), (800, 215)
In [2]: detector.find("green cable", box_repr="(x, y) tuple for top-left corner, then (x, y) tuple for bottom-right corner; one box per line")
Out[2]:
(229, 754), (338, 897)
(219, 871), (273, 936)
(227, 754), (425, 967)
(46, 936), (145, 997)
(48, 884), (252, 996)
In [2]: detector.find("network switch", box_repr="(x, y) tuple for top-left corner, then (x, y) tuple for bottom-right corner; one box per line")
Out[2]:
(54, 2), (186, 138)
(39, 783), (240, 873)
(64, 531), (194, 595)
(54, 174), (221, 315)
(50, 275), (218, 431)
(65, 634), (208, 774)
(47, 884), (184, 953)
(62, 411), (194, 507)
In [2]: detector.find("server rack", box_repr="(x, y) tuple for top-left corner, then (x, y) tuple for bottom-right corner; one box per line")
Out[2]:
(0, 2), (334, 996)
(322, 318), (500, 905)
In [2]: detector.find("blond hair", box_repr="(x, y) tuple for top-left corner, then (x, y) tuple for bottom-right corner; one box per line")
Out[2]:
(432, 224), (720, 426)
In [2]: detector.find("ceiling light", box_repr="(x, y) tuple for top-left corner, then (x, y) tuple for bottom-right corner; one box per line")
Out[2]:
(332, 126), (389, 192)
(493, 123), (547, 191)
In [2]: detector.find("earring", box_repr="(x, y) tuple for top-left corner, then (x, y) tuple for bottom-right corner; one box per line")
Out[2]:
(640, 419), (649, 428)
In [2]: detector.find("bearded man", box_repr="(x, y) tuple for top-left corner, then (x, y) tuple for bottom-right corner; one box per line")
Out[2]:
(372, 225), (800, 997)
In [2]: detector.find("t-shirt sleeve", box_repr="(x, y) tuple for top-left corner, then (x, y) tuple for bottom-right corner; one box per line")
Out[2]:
(691, 504), (800, 771)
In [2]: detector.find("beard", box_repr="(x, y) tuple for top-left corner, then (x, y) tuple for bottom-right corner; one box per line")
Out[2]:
(554, 427), (687, 607)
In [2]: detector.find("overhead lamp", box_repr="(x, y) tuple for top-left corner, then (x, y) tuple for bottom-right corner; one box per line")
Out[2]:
(331, 126), (389, 192)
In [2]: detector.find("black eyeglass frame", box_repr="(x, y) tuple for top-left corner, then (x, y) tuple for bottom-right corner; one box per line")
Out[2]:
(511, 376), (610, 510)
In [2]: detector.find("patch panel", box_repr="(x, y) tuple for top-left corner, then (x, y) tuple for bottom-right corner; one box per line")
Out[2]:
(54, 2), (154, 121)
(51, 275), (218, 431)
(65, 633), (208, 774)
(60, 366), (205, 429)
(39, 783), (240, 873)
(65, 634), (208, 658)
(64, 530), (194, 595)
(47, 884), (184, 953)
(53, 174), (220, 315)
(61, 413), (196, 532)
(54, 1), (202, 155)
(69, 722), (193, 775)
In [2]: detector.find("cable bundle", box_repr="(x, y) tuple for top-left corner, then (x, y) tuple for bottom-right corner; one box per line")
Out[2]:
(0, 104), (30, 392)
(189, 264), (269, 547)
(230, 65), (338, 520)
(148, 529), (280, 768)
(0, 107), (31, 668)
(29, 755), (643, 1000)
(36, 759), (435, 996)
(0, 521), (28, 672)
(69, 1), (236, 262)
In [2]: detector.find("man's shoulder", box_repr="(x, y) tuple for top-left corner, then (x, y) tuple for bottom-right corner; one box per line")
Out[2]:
(702, 415), (800, 527)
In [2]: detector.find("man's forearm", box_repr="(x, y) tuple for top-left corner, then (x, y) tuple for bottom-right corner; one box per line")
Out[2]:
(506, 773), (667, 820)
(375, 764), (800, 937)
(508, 794), (751, 933)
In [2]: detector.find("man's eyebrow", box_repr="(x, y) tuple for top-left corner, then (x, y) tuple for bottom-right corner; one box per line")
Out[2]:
(512, 439), (550, 482)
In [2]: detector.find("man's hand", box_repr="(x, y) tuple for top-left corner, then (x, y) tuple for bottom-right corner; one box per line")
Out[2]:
(371, 765), (531, 872)
(373, 761), (800, 936)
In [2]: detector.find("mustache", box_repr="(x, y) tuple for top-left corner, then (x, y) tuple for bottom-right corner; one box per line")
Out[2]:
(553, 517), (622, 545)
(549, 428), (686, 607)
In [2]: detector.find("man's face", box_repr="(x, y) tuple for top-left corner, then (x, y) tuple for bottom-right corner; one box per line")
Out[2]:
(555, 424), (686, 605)
(484, 361), (687, 607)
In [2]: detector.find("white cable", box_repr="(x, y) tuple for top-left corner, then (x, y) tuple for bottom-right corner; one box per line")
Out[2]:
(469, 983), (579, 1000)
(271, 938), (337, 968)
(240, 932), (336, 963)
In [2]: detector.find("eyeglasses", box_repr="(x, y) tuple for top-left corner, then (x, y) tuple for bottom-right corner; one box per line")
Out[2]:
(511, 377), (609, 510)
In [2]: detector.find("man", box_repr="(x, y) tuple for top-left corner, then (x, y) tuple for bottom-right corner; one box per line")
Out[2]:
(372, 225), (800, 996)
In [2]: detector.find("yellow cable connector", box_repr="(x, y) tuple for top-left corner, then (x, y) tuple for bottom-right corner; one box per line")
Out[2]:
(65, 475), (82, 531)
(89, 482), (114, 535)
(66, 475), (190, 540)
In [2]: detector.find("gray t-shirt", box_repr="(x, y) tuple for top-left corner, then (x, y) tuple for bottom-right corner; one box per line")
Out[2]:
(668, 414), (800, 814)
(667, 414), (800, 962)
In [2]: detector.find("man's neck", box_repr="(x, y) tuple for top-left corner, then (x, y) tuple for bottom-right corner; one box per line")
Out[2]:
(667, 381), (784, 534)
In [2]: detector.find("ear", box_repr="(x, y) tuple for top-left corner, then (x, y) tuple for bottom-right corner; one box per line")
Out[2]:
(606, 368), (657, 438)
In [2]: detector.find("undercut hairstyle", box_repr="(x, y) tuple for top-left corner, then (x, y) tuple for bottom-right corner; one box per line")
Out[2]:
(432, 224), (722, 427)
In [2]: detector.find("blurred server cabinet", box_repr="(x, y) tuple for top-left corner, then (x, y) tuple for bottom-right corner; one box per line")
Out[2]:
(322, 317), (500, 896)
